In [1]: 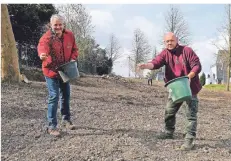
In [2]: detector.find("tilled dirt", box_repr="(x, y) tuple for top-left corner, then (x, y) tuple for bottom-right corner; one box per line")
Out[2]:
(1, 77), (231, 161)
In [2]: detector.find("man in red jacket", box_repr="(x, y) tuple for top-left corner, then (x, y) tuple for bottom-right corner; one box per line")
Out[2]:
(37, 14), (78, 137)
(138, 32), (202, 150)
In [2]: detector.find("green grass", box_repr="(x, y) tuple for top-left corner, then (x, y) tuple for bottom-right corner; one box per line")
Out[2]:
(204, 84), (227, 91)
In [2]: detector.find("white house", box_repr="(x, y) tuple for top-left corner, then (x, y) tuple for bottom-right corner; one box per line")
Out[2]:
(210, 50), (231, 84)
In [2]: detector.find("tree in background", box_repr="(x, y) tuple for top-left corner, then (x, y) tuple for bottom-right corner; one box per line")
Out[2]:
(106, 34), (122, 63)
(152, 46), (158, 59)
(199, 72), (206, 86)
(57, 4), (95, 73)
(1, 4), (20, 82)
(145, 46), (162, 79)
(54, 4), (111, 75)
(95, 48), (113, 75)
(7, 4), (57, 67)
(213, 4), (231, 91)
(57, 4), (93, 38)
(163, 5), (190, 45)
(106, 33), (122, 73)
(131, 28), (151, 77)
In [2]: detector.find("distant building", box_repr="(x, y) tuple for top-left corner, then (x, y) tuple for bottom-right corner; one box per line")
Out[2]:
(156, 71), (164, 81)
(210, 50), (231, 84)
(155, 66), (165, 81)
(205, 74), (212, 85)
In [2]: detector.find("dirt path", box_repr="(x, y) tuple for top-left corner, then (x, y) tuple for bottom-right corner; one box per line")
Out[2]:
(1, 77), (231, 161)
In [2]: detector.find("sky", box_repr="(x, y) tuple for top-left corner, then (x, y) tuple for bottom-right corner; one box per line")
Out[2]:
(83, 4), (228, 77)
(1, 1), (229, 77)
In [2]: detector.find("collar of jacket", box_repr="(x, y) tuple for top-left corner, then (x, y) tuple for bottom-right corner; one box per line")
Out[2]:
(167, 44), (179, 54)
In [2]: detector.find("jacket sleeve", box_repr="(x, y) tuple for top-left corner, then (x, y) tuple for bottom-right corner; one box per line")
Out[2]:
(37, 34), (50, 56)
(150, 51), (166, 69)
(70, 33), (79, 60)
(188, 48), (202, 75)
(37, 34), (52, 66)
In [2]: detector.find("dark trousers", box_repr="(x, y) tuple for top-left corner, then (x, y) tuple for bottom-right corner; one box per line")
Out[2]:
(148, 79), (152, 85)
(165, 96), (199, 139)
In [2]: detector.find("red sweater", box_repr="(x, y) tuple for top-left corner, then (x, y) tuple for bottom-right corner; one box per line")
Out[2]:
(37, 29), (78, 78)
(150, 45), (202, 95)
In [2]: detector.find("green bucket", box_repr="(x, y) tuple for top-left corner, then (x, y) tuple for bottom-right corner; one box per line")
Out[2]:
(165, 76), (192, 103)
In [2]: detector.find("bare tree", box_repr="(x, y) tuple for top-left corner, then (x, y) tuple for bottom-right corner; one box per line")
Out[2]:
(57, 4), (93, 38)
(57, 4), (94, 71)
(228, 4), (231, 91)
(146, 46), (162, 79)
(213, 4), (231, 91)
(151, 46), (158, 59)
(1, 4), (20, 82)
(131, 28), (151, 77)
(163, 5), (190, 45)
(106, 34), (122, 63)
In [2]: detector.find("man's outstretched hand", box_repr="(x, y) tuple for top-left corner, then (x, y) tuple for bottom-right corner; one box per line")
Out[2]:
(40, 53), (48, 61)
(137, 63), (154, 70)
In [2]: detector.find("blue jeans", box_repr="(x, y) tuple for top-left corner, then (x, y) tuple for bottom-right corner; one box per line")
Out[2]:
(45, 77), (71, 129)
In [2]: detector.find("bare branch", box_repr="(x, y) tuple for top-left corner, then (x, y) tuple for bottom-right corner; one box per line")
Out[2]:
(163, 5), (191, 45)
(106, 34), (122, 63)
(212, 4), (231, 90)
(56, 4), (95, 71)
(131, 28), (151, 77)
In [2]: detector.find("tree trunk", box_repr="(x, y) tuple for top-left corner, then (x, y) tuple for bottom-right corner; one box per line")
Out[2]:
(18, 43), (22, 69)
(1, 4), (20, 82)
(226, 4), (231, 91)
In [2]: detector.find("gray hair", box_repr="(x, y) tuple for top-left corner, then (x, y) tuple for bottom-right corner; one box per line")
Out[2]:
(50, 14), (65, 24)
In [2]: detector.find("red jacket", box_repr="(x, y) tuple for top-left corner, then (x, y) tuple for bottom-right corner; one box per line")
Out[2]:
(37, 29), (78, 78)
(151, 45), (202, 95)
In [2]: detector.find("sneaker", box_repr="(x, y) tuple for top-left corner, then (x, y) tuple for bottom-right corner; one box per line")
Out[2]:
(179, 138), (194, 151)
(61, 120), (76, 130)
(47, 128), (61, 137)
(157, 132), (174, 139)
